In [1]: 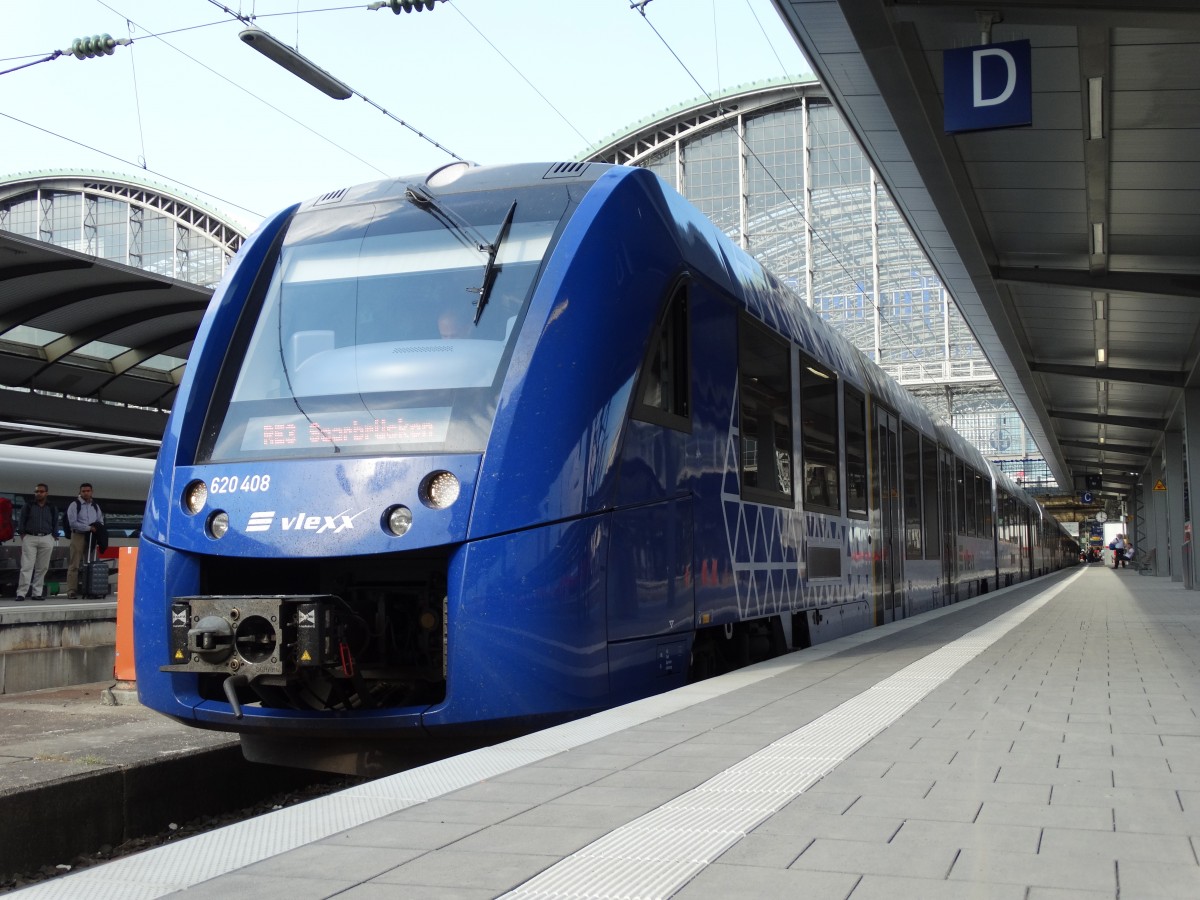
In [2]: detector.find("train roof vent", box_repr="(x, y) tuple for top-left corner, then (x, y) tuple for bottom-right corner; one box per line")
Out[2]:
(543, 162), (589, 180)
(314, 187), (350, 205)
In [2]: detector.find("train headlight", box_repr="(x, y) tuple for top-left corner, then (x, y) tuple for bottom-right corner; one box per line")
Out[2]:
(184, 480), (208, 514)
(385, 505), (413, 536)
(420, 470), (460, 509)
(208, 511), (230, 539)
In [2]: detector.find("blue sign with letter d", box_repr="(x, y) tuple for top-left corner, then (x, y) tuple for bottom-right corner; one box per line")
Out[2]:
(944, 39), (1031, 133)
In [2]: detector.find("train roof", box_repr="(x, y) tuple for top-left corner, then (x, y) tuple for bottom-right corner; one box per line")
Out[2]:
(292, 162), (611, 216)
(283, 161), (1043, 517)
(0, 445), (153, 501)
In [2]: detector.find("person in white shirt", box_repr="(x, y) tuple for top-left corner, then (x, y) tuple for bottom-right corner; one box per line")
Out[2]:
(65, 482), (104, 599)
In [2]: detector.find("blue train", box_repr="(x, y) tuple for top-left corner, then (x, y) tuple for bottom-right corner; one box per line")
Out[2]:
(134, 162), (1076, 773)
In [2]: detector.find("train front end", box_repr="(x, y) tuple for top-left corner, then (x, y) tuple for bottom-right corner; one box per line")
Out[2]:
(134, 162), (643, 772)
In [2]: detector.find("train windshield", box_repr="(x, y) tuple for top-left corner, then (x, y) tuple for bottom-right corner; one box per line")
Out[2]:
(200, 185), (572, 462)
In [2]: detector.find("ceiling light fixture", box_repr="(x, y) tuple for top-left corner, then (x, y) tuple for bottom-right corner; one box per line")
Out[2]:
(1088, 76), (1103, 140)
(1097, 347), (1107, 364)
(1092, 222), (1105, 255)
(1094, 297), (1105, 320)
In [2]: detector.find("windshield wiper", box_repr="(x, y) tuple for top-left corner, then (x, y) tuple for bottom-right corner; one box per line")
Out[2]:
(470, 201), (516, 325)
(404, 185), (515, 324)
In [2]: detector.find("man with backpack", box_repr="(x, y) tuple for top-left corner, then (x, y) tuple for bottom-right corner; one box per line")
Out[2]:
(65, 482), (104, 599)
(16, 483), (56, 601)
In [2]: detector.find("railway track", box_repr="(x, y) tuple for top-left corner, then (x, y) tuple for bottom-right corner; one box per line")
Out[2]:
(1, 761), (358, 894)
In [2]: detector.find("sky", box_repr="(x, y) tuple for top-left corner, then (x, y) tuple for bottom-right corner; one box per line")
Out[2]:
(1, 0), (811, 231)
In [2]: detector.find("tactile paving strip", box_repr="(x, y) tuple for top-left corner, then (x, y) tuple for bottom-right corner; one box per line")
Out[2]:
(502, 573), (1080, 899)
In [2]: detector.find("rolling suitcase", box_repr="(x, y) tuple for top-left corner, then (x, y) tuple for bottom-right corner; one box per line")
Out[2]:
(77, 533), (109, 599)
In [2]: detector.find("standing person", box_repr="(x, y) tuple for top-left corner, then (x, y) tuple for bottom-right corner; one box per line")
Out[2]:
(65, 483), (104, 599)
(1110, 533), (1126, 569)
(16, 484), (57, 601)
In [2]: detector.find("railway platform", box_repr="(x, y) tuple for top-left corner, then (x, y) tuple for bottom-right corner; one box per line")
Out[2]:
(11, 564), (1200, 899)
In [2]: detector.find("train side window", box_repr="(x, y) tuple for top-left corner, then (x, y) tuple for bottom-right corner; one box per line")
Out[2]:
(800, 355), (840, 512)
(902, 425), (922, 559)
(634, 284), (691, 430)
(975, 470), (987, 537)
(957, 461), (969, 535)
(844, 387), (868, 518)
(739, 315), (793, 505)
(921, 436), (940, 559)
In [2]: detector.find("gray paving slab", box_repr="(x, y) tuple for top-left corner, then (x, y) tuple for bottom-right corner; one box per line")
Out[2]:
(316, 816), (484, 851)
(850, 873), (1027, 899)
(949, 847), (1117, 892)
(232, 842), (421, 882)
(1164, 754), (1200, 774)
(361, 848), (560, 892)
(176, 874), (364, 900)
(1023, 887), (1129, 900)
(671, 861), (860, 898)
(502, 800), (648, 831)
(487, 763), (610, 788)
(709, 832), (813, 868)
(747, 809), (901, 842)
(1039, 826), (1197, 864)
(1114, 806), (1200, 833)
(440, 779), (579, 807)
(843, 794), (983, 823)
(926, 779), (1051, 804)
(888, 817), (1040, 854)
(995, 761), (1114, 788)
(806, 774), (935, 799)
(441, 822), (604, 857)
(378, 797), (536, 824)
(1054, 782), (1181, 811)
(791, 837), (958, 879)
(1117, 858), (1200, 898)
(338, 886), (494, 900)
(22, 567), (1200, 900)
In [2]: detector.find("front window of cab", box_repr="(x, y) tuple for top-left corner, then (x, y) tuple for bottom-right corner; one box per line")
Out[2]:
(199, 185), (572, 462)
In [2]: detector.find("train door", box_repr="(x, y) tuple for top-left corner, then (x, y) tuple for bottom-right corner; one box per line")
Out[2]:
(939, 447), (957, 601)
(1025, 507), (1035, 577)
(873, 405), (903, 623)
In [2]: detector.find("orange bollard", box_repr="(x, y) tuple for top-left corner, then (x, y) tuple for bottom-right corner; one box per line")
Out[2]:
(114, 546), (138, 682)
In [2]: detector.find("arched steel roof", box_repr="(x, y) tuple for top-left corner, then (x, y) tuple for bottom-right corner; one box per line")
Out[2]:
(584, 76), (821, 166)
(586, 78), (1034, 477)
(0, 171), (248, 458)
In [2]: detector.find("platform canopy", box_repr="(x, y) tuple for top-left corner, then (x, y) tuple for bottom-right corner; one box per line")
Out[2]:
(772, 1), (1200, 499)
(0, 171), (244, 459)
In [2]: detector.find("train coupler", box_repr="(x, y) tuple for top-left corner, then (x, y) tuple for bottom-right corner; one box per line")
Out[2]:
(162, 594), (339, 683)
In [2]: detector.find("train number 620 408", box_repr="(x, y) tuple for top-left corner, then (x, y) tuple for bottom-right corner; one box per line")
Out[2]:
(210, 474), (271, 494)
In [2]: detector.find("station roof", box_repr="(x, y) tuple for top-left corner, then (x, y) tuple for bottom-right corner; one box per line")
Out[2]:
(0, 171), (240, 459)
(0, 227), (209, 458)
(772, 1), (1200, 499)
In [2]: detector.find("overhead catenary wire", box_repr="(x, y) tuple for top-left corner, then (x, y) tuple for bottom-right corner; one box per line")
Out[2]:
(123, 18), (150, 168)
(0, 50), (63, 77)
(0, 109), (265, 219)
(204, 0), (465, 161)
(0, 16), (247, 72)
(446, 2), (591, 147)
(630, 0), (946, 385)
(90, 0), (392, 177)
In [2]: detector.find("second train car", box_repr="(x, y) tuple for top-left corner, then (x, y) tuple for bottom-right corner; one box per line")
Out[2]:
(134, 161), (1075, 773)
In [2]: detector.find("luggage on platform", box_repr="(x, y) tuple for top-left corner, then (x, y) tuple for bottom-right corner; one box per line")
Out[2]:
(77, 532), (109, 599)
